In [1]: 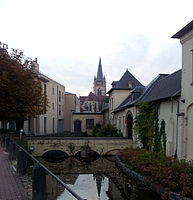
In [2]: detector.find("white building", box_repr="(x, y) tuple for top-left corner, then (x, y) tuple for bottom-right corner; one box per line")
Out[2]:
(108, 20), (193, 160)
(172, 20), (193, 159)
(23, 59), (66, 135)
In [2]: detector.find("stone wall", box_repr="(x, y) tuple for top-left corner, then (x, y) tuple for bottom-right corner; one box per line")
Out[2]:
(27, 138), (133, 157)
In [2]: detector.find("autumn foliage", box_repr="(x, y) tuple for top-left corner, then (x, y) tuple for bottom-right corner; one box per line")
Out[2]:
(120, 148), (193, 199)
(0, 48), (47, 130)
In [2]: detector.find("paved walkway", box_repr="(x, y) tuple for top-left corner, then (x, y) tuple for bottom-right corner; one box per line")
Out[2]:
(0, 147), (27, 200)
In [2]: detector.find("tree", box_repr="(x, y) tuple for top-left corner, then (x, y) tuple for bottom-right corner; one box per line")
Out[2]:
(0, 47), (47, 130)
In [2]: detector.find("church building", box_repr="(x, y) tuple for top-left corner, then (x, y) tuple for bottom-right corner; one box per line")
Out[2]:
(71, 58), (108, 134)
(79, 58), (108, 113)
(93, 57), (106, 96)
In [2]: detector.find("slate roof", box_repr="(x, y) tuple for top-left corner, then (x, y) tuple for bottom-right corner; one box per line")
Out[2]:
(107, 69), (143, 94)
(172, 20), (193, 39)
(140, 70), (181, 102)
(111, 81), (118, 87)
(65, 91), (75, 95)
(131, 86), (145, 93)
(112, 72), (178, 113)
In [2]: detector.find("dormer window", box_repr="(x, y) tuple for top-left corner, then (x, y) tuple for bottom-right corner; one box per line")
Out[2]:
(128, 81), (132, 88)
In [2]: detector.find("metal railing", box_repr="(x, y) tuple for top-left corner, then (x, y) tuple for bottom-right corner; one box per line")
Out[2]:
(1, 134), (86, 200)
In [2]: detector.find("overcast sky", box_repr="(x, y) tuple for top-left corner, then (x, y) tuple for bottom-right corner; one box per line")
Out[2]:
(0, 0), (192, 95)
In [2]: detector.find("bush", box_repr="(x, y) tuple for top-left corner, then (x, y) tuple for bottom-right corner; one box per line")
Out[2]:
(93, 124), (123, 137)
(120, 148), (193, 199)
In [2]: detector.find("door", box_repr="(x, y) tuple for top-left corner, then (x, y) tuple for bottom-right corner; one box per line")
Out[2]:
(127, 114), (133, 139)
(74, 120), (81, 132)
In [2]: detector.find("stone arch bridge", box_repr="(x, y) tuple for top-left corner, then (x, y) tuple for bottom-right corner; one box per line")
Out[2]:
(27, 137), (133, 157)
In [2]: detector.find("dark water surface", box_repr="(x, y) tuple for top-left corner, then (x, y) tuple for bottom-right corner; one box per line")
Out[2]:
(39, 157), (161, 200)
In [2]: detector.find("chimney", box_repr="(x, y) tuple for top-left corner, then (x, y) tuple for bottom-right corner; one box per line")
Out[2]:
(31, 58), (39, 73)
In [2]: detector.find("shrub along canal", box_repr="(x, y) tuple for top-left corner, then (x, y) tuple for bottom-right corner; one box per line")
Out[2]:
(38, 156), (161, 200)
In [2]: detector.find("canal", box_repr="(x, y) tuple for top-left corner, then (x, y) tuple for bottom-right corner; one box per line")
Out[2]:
(38, 156), (161, 200)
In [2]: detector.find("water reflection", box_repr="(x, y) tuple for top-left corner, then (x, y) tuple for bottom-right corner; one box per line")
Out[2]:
(39, 157), (161, 200)
(58, 174), (109, 200)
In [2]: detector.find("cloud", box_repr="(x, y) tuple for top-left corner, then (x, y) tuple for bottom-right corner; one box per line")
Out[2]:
(0, 0), (189, 96)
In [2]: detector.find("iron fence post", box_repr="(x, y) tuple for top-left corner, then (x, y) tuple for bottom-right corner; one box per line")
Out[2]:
(17, 149), (28, 175)
(32, 165), (46, 200)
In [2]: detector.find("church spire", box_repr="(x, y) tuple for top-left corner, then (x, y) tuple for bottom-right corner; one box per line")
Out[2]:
(93, 57), (106, 96)
(97, 57), (103, 80)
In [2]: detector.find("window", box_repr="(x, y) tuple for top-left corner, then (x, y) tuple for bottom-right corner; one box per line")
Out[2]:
(28, 119), (31, 133)
(114, 117), (117, 127)
(59, 91), (61, 102)
(52, 118), (55, 133)
(123, 116), (125, 132)
(35, 117), (39, 134)
(94, 103), (97, 112)
(119, 117), (121, 130)
(128, 81), (132, 88)
(86, 119), (94, 129)
(89, 103), (92, 111)
(44, 117), (47, 134)
(52, 103), (54, 110)
(97, 88), (101, 96)
(44, 84), (46, 96)
(59, 105), (61, 115)
(52, 87), (54, 95)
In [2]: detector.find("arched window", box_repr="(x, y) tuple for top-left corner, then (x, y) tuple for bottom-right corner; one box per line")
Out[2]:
(97, 88), (101, 96)
(126, 112), (133, 139)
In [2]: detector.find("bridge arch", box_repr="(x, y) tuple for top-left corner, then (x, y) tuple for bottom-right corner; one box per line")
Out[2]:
(42, 150), (68, 163)
(75, 149), (100, 161)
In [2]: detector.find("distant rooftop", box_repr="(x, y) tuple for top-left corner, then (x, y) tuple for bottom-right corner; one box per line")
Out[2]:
(107, 69), (143, 94)
(112, 70), (181, 113)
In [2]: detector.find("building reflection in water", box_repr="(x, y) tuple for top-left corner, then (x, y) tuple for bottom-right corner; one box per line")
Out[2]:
(39, 157), (160, 200)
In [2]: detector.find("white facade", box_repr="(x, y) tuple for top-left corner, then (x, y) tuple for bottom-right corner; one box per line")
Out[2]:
(176, 26), (193, 159)
(109, 90), (131, 123)
(158, 100), (179, 157)
(23, 72), (66, 135)
(110, 21), (193, 160)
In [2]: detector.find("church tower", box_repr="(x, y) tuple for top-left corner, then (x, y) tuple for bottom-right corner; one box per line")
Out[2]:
(93, 57), (106, 96)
